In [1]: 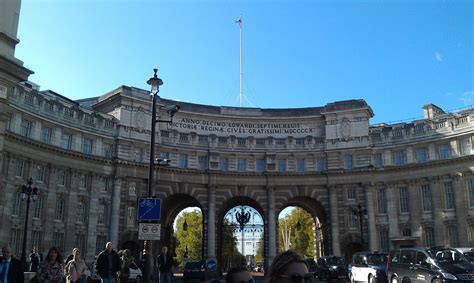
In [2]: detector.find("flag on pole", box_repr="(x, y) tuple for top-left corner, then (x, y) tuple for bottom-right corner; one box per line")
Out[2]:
(235, 16), (242, 27)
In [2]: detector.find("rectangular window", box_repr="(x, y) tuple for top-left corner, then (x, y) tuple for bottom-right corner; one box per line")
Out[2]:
(77, 201), (87, 223)
(349, 212), (359, 229)
(98, 204), (106, 224)
(316, 158), (326, 172)
(444, 181), (455, 210)
(469, 179), (474, 208)
(11, 229), (22, 255)
(394, 150), (406, 166)
(96, 235), (107, 255)
(402, 228), (411, 237)
(32, 230), (43, 252)
(74, 234), (86, 255)
(218, 137), (228, 144)
(61, 133), (72, 150)
(344, 155), (353, 169)
(373, 153), (382, 168)
(52, 232), (64, 252)
(36, 165), (45, 182)
(278, 159), (286, 172)
(179, 154), (188, 168)
(64, 108), (74, 118)
(83, 138), (93, 155)
(57, 169), (66, 186)
(237, 159), (247, 172)
(160, 130), (170, 138)
(55, 199), (65, 221)
(256, 159), (266, 173)
(179, 133), (189, 142)
(24, 93), (34, 104)
(12, 192), (21, 216)
(159, 152), (170, 160)
(448, 226), (459, 247)
(20, 119), (31, 137)
(79, 174), (90, 190)
(198, 156), (209, 170)
(256, 139), (266, 146)
(237, 138), (246, 146)
(219, 157), (228, 171)
(380, 229), (389, 252)
(422, 185), (433, 212)
(198, 135), (208, 144)
(33, 196), (42, 219)
(104, 144), (113, 158)
(378, 188), (387, 214)
(275, 139), (286, 145)
(462, 138), (472, 156)
(439, 144), (450, 160)
(15, 159), (24, 177)
(424, 227), (435, 247)
(84, 114), (94, 124)
(41, 127), (51, 144)
(295, 138), (305, 145)
(416, 148), (428, 163)
(296, 159), (305, 172)
(399, 187), (410, 213)
(45, 101), (54, 112)
(347, 187), (356, 200)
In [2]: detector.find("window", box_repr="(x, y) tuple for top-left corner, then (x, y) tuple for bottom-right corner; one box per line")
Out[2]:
(439, 144), (450, 160)
(295, 138), (305, 145)
(102, 177), (111, 193)
(179, 133), (189, 142)
(97, 203), (109, 225)
(31, 230), (43, 252)
(96, 235), (107, 254)
(218, 137), (228, 144)
(77, 200), (87, 223)
(11, 228), (22, 254)
(296, 159), (305, 172)
(393, 150), (406, 166)
(104, 144), (113, 158)
(349, 212), (359, 229)
(159, 152), (170, 160)
(15, 159), (24, 177)
(380, 229), (389, 252)
(198, 135), (208, 144)
(422, 185), (432, 212)
(24, 92), (34, 104)
(127, 206), (135, 227)
(448, 226), (459, 247)
(74, 234), (86, 254)
(41, 127), (51, 144)
(469, 179), (474, 208)
(36, 165), (45, 182)
(198, 156), (209, 170)
(55, 198), (65, 221)
(64, 108), (74, 118)
(57, 169), (66, 186)
(423, 227), (435, 247)
(79, 174), (90, 190)
(416, 148), (428, 163)
(12, 192), (21, 216)
(402, 228), (412, 237)
(373, 153), (383, 168)
(347, 187), (356, 200)
(378, 188), (387, 214)
(83, 138), (93, 155)
(33, 196), (42, 219)
(61, 133), (72, 150)
(52, 232), (64, 252)
(316, 158), (326, 172)
(160, 130), (170, 138)
(237, 159), (247, 172)
(399, 187), (410, 213)
(179, 154), (188, 168)
(20, 119), (31, 137)
(256, 159), (265, 173)
(444, 181), (455, 210)
(237, 138), (246, 146)
(462, 138), (471, 156)
(256, 139), (266, 146)
(344, 155), (353, 169)
(84, 114), (94, 124)
(219, 157), (228, 171)
(278, 159), (286, 172)
(45, 101), (54, 112)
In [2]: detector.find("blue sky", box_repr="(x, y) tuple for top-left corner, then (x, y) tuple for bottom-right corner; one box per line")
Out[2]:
(16, 0), (473, 124)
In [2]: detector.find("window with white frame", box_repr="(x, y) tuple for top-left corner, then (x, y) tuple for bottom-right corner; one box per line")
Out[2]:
(20, 119), (31, 137)
(378, 188), (387, 214)
(219, 157), (228, 171)
(462, 138), (472, 156)
(57, 169), (66, 186)
(61, 133), (72, 150)
(12, 192), (22, 216)
(104, 144), (113, 158)
(79, 174), (90, 190)
(179, 154), (188, 168)
(373, 153), (383, 168)
(256, 159), (266, 173)
(83, 138), (93, 155)
(347, 187), (356, 200)
(256, 139), (266, 146)
(74, 233), (86, 254)
(198, 156), (209, 170)
(36, 165), (45, 182)
(278, 159), (286, 172)
(416, 148), (428, 163)
(316, 158), (326, 172)
(179, 133), (189, 142)
(393, 150), (406, 166)
(11, 229), (22, 254)
(439, 144), (450, 160)
(41, 127), (51, 144)
(447, 226), (459, 247)
(55, 198), (65, 221)
(98, 203), (109, 225)
(444, 181), (455, 210)
(379, 229), (389, 252)
(296, 159), (305, 172)
(237, 138), (246, 146)
(15, 160), (24, 177)
(198, 135), (208, 144)
(399, 187), (410, 213)
(237, 159), (247, 172)
(77, 200), (87, 223)
(344, 155), (353, 169)
(32, 230), (43, 251)
(295, 138), (305, 145)
(424, 227), (435, 247)
(422, 185), (433, 212)
(33, 196), (42, 219)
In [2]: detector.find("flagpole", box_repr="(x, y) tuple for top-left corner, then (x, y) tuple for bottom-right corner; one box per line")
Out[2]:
(238, 16), (243, 107)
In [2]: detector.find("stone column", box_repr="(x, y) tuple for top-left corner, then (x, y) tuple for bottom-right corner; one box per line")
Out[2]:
(365, 185), (377, 251)
(109, 177), (121, 247)
(329, 186), (341, 256)
(432, 181), (444, 246)
(267, 186), (277, 267)
(386, 184), (399, 249)
(207, 186), (216, 260)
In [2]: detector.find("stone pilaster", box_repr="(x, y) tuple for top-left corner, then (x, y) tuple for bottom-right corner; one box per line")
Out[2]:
(454, 175), (468, 246)
(432, 181), (444, 246)
(206, 186), (216, 260)
(266, 186), (276, 268)
(109, 177), (121, 248)
(365, 185), (377, 251)
(329, 186), (341, 256)
(386, 184), (399, 249)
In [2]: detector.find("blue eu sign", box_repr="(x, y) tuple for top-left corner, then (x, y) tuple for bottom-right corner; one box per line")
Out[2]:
(138, 198), (161, 221)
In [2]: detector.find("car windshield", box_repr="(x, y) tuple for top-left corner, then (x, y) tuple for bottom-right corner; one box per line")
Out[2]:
(464, 252), (474, 261)
(428, 248), (467, 263)
(326, 257), (344, 265)
(367, 254), (388, 265)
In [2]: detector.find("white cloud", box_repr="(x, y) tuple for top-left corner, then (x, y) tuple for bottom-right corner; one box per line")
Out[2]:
(434, 51), (443, 62)
(461, 91), (474, 106)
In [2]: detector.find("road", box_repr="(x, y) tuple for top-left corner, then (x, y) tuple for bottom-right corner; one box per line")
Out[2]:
(171, 273), (349, 283)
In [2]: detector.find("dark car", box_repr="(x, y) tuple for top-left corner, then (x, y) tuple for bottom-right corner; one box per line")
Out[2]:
(388, 247), (474, 283)
(183, 261), (206, 281)
(315, 256), (347, 281)
(349, 251), (388, 283)
(305, 258), (317, 276)
(455, 248), (474, 263)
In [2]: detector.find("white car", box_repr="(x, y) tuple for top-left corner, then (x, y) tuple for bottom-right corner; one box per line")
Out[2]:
(350, 252), (388, 283)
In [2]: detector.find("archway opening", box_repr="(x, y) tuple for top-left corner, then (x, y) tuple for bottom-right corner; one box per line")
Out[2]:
(172, 207), (203, 268)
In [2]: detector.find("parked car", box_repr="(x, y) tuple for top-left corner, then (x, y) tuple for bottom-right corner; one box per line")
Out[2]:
(349, 251), (388, 283)
(388, 247), (474, 283)
(183, 261), (206, 281)
(305, 258), (317, 276)
(454, 248), (474, 262)
(254, 262), (264, 273)
(87, 261), (142, 283)
(315, 256), (347, 280)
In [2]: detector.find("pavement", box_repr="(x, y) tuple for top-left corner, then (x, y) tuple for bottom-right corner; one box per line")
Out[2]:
(171, 273), (349, 283)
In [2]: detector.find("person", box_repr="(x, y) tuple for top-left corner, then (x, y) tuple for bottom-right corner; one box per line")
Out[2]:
(226, 267), (254, 283)
(37, 247), (65, 283)
(0, 244), (24, 283)
(29, 246), (43, 273)
(95, 242), (121, 283)
(267, 250), (313, 283)
(118, 249), (133, 283)
(157, 246), (173, 283)
(65, 248), (87, 283)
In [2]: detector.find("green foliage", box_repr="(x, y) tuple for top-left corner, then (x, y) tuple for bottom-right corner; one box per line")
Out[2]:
(278, 207), (315, 258)
(220, 219), (245, 271)
(254, 237), (265, 263)
(175, 210), (203, 267)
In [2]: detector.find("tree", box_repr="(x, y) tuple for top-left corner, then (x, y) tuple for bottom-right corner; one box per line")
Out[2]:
(254, 236), (265, 263)
(278, 207), (315, 258)
(174, 210), (203, 268)
(220, 219), (243, 271)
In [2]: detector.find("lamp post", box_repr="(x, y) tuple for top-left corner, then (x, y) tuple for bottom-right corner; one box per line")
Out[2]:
(353, 204), (367, 248)
(20, 177), (38, 269)
(235, 206), (251, 263)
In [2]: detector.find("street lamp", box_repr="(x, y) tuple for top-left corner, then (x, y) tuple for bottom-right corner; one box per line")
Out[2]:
(352, 204), (367, 248)
(20, 177), (38, 269)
